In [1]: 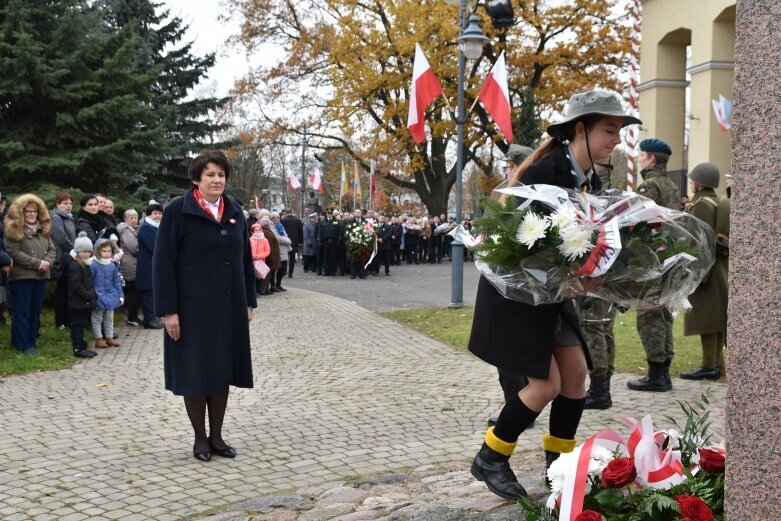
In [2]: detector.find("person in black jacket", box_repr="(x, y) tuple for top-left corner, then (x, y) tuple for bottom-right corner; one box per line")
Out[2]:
(469, 90), (642, 501)
(66, 233), (98, 358)
(389, 216), (403, 266)
(318, 208), (341, 276)
(371, 213), (392, 276)
(281, 209), (303, 278)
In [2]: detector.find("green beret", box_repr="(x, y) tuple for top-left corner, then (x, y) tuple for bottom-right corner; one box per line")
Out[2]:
(639, 139), (672, 155)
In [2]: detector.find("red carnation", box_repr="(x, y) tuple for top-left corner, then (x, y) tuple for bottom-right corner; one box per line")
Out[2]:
(676, 494), (714, 521)
(600, 457), (637, 488)
(574, 510), (604, 521)
(698, 448), (726, 473)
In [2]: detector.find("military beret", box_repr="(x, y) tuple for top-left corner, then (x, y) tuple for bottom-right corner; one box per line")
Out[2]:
(639, 139), (672, 155)
(504, 144), (534, 165)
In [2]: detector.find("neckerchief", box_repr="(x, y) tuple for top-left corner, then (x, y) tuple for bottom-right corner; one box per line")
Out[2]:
(192, 188), (224, 222)
(562, 145), (593, 192)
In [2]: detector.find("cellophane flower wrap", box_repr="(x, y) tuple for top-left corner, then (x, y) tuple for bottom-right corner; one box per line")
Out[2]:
(345, 219), (376, 264)
(458, 184), (715, 310)
(520, 394), (724, 521)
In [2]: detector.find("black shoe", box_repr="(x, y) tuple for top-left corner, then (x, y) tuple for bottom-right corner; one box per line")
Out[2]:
(144, 320), (164, 330)
(487, 417), (498, 427)
(74, 348), (97, 359)
(359, 275), (367, 279)
(126, 320), (140, 327)
(471, 443), (526, 501)
(627, 361), (672, 392)
(270, 287), (280, 293)
(584, 373), (612, 410)
(680, 366), (721, 380)
(193, 449), (212, 462)
(350, 275), (356, 279)
(385, 272), (390, 276)
(276, 286), (287, 291)
(544, 451), (560, 489)
(209, 441), (237, 458)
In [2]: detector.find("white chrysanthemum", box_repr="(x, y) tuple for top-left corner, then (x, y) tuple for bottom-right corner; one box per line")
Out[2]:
(589, 446), (615, 476)
(515, 212), (550, 248)
(661, 429), (683, 450)
(548, 445), (615, 497)
(558, 224), (594, 261)
(549, 205), (578, 230)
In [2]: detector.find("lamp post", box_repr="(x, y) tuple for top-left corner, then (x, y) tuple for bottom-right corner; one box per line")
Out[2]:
(447, 2), (488, 309)
(300, 131), (308, 217)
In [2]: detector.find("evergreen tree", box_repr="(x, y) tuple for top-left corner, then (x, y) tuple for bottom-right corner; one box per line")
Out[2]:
(0, 0), (168, 191)
(100, 0), (233, 192)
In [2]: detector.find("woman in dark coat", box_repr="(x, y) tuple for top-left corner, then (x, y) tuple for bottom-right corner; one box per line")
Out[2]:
(75, 194), (105, 243)
(469, 91), (641, 501)
(153, 150), (256, 462)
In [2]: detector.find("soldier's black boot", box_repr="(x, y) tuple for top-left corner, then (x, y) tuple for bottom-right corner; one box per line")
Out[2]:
(583, 373), (612, 409)
(663, 359), (673, 388)
(627, 360), (671, 392)
(680, 366), (721, 380)
(471, 441), (526, 501)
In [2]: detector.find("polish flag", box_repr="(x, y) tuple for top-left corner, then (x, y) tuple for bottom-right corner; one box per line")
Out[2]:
(288, 172), (301, 191)
(308, 166), (324, 192)
(477, 51), (513, 141)
(407, 44), (443, 144)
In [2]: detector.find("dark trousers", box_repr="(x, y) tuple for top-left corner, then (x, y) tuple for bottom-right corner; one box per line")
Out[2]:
(275, 261), (288, 287)
(429, 238), (443, 263)
(287, 252), (296, 277)
(8, 279), (46, 351)
(69, 308), (92, 348)
(405, 243), (419, 264)
(390, 244), (401, 265)
(125, 280), (142, 321)
(140, 289), (155, 325)
(350, 260), (366, 278)
(303, 255), (316, 272)
(321, 239), (338, 275)
(376, 250), (390, 274)
(54, 272), (70, 327)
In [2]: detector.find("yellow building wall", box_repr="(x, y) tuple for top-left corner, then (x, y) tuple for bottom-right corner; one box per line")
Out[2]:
(638, 0), (735, 190)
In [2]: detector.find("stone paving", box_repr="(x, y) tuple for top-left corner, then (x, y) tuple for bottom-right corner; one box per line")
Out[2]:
(0, 264), (725, 520)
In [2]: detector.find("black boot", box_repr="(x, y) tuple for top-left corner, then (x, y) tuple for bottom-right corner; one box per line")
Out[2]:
(680, 366), (721, 380)
(583, 373), (612, 410)
(73, 342), (97, 358)
(627, 361), (672, 392)
(471, 443), (527, 501)
(544, 450), (560, 488)
(663, 359), (673, 388)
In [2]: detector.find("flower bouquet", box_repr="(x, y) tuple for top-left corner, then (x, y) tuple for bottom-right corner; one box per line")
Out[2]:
(345, 219), (376, 265)
(520, 394), (724, 521)
(457, 185), (715, 310)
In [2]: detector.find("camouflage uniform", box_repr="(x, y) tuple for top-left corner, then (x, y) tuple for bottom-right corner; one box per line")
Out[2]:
(576, 298), (617, 376)
(634, 165), (678, 364)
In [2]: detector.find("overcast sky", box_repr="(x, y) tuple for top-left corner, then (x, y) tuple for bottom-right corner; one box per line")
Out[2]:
(161, 0), (250, 97)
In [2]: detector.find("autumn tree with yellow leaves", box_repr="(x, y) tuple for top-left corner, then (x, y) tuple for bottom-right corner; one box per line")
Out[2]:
(229, 0), (630, 216)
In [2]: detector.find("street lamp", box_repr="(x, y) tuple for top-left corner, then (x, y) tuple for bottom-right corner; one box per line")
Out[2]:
(449, 2), (488, 309)
(300, 131), (308, 217)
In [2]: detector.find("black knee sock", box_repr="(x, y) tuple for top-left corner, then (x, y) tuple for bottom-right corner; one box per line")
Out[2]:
(548, 395), (586, 441)
(493, 393), (541, 443)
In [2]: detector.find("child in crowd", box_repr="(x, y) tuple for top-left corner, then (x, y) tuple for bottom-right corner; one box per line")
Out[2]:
(90, 238), (124, 349)
(250, 223), (271, 294)
(66, 233), (98, 358)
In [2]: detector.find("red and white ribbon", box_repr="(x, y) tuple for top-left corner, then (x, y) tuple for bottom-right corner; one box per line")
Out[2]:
(622, 416), (687, 489)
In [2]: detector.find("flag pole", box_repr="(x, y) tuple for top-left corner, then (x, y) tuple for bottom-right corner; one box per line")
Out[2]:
(353, 160), (357, 211)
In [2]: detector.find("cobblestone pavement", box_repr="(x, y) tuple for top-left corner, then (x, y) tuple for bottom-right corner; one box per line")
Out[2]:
(0, 271), (725, 520)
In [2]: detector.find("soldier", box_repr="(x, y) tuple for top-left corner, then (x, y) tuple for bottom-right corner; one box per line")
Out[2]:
(680, 163), (729, 380)
(627, 138), (680, 392)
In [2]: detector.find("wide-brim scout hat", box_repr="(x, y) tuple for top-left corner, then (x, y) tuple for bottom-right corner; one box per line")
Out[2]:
(547, 90), (642, 137)
(503, 144), (534, 165)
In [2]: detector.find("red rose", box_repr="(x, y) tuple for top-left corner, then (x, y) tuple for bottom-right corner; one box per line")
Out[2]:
(574, 510), (604, 521)
(600, 457), (637, 488)
(698, 448), (726, 473)
(676, 494), (714, 521)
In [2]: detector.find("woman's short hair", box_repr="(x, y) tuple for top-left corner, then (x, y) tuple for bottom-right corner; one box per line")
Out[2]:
(55, 191), (72, 205)
(80, 194), (97, 208)
(188, 150), (231, 182)
(146, 203), (164, 215)
(123, 208), (138, 218)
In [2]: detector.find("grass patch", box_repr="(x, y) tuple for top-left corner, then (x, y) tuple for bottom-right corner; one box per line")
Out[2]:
(380, 307), (711, 376)
(0, 307), (80, 377)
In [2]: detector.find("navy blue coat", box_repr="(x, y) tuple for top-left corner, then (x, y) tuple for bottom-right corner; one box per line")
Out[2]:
(135, 221), (158, 291)
(153, 190), (257, 396)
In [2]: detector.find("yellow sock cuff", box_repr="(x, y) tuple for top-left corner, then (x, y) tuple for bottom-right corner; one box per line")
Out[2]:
(484, 426), (517, 457)
(543, 434), (577, 454)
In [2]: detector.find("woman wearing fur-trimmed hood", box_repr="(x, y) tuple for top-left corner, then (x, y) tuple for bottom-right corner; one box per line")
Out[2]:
(3, 193), (56, 355)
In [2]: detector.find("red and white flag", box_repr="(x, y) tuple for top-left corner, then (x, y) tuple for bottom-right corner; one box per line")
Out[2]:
(407, 43), (443, 144)
(477, 51), (513, 141)
(308, 166), (324, 192)
(288, 172), (301, 191)
(369, 160), (376, 200)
